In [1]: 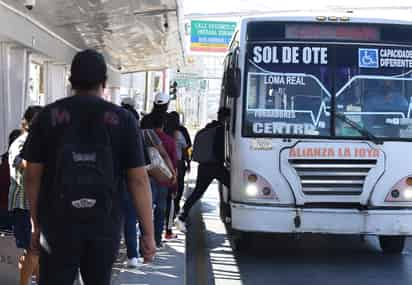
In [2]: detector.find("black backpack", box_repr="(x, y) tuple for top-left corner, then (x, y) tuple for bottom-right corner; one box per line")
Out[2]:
(191, 126), (219, 163)
(52, 107), (117, 225)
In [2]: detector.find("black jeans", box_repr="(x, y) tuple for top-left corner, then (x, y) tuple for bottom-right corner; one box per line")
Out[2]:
(165, 190), (175, 234)
(39, 230), (120, 285)
(180, 163), (230, 221)
(174, 160), (187, 216)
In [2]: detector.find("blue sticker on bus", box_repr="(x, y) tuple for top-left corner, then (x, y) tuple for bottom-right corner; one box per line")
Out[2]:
(358, 48), (379, 68)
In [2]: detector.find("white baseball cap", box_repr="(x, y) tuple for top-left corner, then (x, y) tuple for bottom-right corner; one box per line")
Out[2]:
(154, 92), (170, 105)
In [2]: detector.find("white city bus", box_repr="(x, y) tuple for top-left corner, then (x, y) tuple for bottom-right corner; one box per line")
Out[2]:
(220, 14), (412, 253)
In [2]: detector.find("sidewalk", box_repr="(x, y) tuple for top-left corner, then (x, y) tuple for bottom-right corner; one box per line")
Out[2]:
(111, 234), (185, 285)
(108, 174), (197, 285)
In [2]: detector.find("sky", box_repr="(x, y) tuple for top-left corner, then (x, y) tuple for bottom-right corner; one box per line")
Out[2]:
(182, 0), (412, 15)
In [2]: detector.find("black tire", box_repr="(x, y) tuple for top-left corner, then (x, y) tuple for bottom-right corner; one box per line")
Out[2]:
(232, 230), (252, 252)
(379, 236), (406, 254)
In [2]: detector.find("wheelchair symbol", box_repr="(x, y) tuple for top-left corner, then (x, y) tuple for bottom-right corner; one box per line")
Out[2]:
(359, 49), (378, 68)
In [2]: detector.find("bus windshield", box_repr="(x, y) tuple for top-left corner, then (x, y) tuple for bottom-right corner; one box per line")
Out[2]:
(243, 43), (412, 140)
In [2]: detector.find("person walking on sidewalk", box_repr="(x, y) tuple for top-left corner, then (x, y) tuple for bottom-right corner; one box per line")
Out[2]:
(140, 92), (170, 129)
(167, 111), (192, 217)
(151, 113), (178, 247)
(121, 99), (144, 268)
(8, 106), (42, 285)
(23, 49), (156, 285)
(176, 108), (231, 232)
(0, 129), (21, 230)
(165, 112), (188, 239)
(141, 112), (177, 248)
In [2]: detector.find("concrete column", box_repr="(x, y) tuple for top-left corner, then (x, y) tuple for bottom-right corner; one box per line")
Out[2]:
(9, 46), (29, 128)
(44, 62), (67, 104)
(0, 44), (30, 153)
(144, 71), (150, 112)
(0, 42), (10, 154)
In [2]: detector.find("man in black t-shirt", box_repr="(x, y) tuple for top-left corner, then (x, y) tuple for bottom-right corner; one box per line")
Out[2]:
(23, 49), (156, 285)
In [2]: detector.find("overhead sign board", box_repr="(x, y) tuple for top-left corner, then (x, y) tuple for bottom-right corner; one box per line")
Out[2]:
(190, 20), (236, 53)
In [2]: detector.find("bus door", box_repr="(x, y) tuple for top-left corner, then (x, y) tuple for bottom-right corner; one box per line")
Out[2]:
(220, 47), (240, 207)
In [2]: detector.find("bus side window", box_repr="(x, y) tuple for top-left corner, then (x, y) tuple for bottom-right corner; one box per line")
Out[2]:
(225, 47), (240, 162)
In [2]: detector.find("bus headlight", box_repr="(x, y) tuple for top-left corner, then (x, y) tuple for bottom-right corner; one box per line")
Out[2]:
(243, 170), (279, 201)
(404, 188), (412, 199)
(246, 184), (259, 197)
(385, 176), (412, 202)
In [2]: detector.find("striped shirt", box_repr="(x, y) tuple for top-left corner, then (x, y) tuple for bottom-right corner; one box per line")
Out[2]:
(8, 133), (29, 211)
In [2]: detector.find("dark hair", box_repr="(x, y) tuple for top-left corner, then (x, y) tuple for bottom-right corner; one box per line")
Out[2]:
(165, 112), (180, 136)
(151, 112), (166, 129)
(69, 49), (107, 91)
(153, 102), (169, 114)
(22, 105), (43, 131)
(217, 107), (230, 121)
(140, 113), (153, 129)
(122, 104), (140, 121)
(169, 111), (180, 123)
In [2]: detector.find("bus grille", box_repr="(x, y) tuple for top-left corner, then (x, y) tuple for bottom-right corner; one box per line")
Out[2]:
(289, 159), (377, 195)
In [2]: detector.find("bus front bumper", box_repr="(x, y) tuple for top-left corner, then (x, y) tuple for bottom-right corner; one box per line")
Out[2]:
(231, 202), (412, 235)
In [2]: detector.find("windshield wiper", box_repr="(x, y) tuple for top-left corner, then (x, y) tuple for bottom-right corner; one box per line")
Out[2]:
(335, 113), (383, 145)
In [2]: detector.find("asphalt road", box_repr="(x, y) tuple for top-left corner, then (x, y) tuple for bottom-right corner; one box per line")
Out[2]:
(188, 186), (412, 285)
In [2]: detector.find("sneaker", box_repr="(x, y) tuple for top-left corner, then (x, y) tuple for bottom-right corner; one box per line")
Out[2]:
(156, 242), (164, 249)
(164, 232), (178, 240)
(176, 218), (187, 233)
(127, 257), (141, 268)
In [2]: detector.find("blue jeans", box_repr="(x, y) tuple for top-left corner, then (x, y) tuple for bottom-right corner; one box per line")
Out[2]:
(13, 209), (31, 250)
(122, 191), (138, 259)
(150, 179), (168, 245)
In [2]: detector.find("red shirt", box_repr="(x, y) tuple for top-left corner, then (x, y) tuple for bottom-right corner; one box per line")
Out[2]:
(155, 129), (177, 168)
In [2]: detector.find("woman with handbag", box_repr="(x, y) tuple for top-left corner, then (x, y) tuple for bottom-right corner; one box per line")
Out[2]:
(141, 114), (177, 248)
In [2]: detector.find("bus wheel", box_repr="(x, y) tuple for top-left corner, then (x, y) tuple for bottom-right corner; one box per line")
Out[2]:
(379, 236), (405, 254)
(232, 230), (252, 252)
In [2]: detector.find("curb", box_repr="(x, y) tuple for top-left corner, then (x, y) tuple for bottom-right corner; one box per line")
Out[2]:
(185, 203), (214, 285)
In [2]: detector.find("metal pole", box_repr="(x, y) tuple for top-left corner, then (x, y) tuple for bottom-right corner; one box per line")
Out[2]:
(162, 69), (166, 93)
(144, 71), (149, 113)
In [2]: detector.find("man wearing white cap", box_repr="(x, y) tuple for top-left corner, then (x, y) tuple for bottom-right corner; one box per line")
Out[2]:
(153, 92), (170, 112)
(141, 92), (170, 128)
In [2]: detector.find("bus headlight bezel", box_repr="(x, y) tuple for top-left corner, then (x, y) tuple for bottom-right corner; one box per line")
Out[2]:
(243, 170), (279, 201)
(385, 176), (412, 202)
